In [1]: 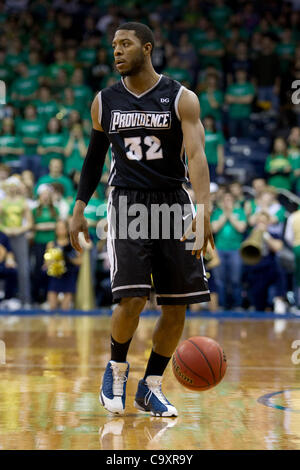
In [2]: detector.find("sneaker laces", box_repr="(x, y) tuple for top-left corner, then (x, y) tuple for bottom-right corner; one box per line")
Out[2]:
(110, 363), (128, 396)
(145, 378), (168, 406)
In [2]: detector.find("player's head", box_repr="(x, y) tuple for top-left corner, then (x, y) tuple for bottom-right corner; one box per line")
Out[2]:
(113, 22), (155, 76)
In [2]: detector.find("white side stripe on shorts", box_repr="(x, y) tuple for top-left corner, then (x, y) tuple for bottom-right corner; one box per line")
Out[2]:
(156, 290), (210, 298)
(112, 284), (152, 293)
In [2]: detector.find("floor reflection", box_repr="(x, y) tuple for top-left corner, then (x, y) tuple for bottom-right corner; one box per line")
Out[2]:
(0, 316), (300, 449)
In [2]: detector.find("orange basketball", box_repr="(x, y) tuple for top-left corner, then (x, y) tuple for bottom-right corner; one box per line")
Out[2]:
(172, 336), (227, 391)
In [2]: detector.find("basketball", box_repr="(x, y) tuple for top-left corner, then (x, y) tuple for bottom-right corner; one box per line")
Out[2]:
(172, 336), (227, 391)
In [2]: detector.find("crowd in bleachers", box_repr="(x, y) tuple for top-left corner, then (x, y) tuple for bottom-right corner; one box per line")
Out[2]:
(0, 0), (300, 312)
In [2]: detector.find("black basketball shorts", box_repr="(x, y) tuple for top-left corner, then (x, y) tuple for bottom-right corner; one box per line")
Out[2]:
(106, 187), (210, 305)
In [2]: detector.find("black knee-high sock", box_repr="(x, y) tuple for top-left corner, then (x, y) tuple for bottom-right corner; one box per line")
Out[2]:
(143, 350), (171, 379)
(110, 335), (132, 362)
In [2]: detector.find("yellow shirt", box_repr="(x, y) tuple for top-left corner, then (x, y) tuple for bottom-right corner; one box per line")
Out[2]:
(0, 198), (25, 228)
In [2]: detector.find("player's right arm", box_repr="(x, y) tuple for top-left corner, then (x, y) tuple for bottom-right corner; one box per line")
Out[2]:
(70, 94), (109, 252)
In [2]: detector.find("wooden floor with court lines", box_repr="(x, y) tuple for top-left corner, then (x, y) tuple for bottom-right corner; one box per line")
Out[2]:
(1, 314), (300, 450)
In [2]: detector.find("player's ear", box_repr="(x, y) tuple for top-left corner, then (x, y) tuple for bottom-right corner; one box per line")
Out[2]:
(144, 42), (152, 56)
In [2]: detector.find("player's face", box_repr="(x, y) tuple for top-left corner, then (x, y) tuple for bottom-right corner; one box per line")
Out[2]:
(112, 30), (146, 76)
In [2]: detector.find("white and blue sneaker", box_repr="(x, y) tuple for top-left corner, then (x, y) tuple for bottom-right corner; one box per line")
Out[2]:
(134, 375), (178, 417)
(99, 360), (129, 414)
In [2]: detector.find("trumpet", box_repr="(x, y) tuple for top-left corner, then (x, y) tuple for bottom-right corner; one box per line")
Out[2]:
(240, 229), (264, 265)
(204, 243), (220, 270)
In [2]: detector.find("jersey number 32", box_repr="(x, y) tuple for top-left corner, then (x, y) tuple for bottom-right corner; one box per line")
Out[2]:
(124, 136), (163, 161)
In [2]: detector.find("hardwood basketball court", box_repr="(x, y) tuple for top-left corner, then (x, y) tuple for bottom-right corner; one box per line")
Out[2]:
(0, 314), (300, 450)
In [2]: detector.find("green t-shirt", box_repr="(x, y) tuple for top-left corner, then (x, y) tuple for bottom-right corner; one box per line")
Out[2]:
(265, 154), (292, 190)
(5, 53), (25, 69)
(33, 99), (59, 125)
(71, 84), (93, 108)
(0, 134), (24, 162)
(77, 48), (97, 66)
(38, 133), (67, 167)
(28, 63), (46, 80)
(276, 42), (296, 73)
(188, 29), (208, 48)
(33, 205), (59, 244)
(34, 175), (74, 199)
(198, 40), (224, 69)
(0, 63), (14, 85)
(211, 206), (246, 251)
(199, 90), (223, 121)
(226, 82), (255, 118)
(288, 148), (300, 192)
(47, 62), (74, 80)
(204, 130), (224, 165)
(11, 76), (39, 98)
(69, 197), (107, 238)
(56, 102), (84, 125)
(64, 136), (89, 175)
(17, 118), (45, 155)
(209, 5), (232, 30)
(163, 67), (192, 85)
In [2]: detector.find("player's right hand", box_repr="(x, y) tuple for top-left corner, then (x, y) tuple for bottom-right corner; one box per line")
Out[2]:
(69, 211), (90, 253)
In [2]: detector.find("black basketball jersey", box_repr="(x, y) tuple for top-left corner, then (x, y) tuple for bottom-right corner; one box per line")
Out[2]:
(98, 74), (188, 190)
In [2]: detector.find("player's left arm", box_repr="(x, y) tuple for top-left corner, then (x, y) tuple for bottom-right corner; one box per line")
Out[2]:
(179, 88), (214, 258)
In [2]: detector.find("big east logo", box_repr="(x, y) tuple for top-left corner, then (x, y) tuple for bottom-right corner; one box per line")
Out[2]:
(109, 110), (171, 133)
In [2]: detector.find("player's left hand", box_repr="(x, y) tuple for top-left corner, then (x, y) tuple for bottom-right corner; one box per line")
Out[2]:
(180, 213), (215, 259)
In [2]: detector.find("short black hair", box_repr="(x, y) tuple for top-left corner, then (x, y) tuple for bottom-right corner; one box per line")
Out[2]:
(115, 22), (155, 54)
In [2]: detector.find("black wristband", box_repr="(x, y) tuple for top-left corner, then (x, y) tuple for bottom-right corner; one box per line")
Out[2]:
(75, 128), (110, 205)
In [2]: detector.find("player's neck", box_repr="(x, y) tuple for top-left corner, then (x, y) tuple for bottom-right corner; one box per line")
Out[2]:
(122, 66), (161, 96)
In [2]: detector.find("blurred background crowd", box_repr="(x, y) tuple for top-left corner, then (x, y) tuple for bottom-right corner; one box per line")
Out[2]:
(0, 0), (300, 313)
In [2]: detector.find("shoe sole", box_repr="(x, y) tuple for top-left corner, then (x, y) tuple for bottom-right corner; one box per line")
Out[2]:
(134, 400), (178, 417)
(99, 391), (125, 415)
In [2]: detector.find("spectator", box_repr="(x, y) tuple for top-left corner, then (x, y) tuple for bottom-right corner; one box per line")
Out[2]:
(285, 207), (300, 311)
(27, 51), (46, 81)
(198, 73), (224, 125)
(33, 86), (59, 126)
(229, 181), (246, 209)
(225, 68), (255, 137)
(17, 103), (45, 178)
(248, 186), (286, 239)
(70, 68), (93, 110)
(37, 117), (66, 174)
(244, 177), (267, 217)
(35, 158), (74, 200)
(10, 62), (39, 107)
(211, 191), (247, 309)
(45, 219), (81, 310)
(0, 230), (18, 304)
(58, 87), (83, 127)
(32, 184), (59, 303)
(151, 28), (167, 74)
(276, 28), (296, 75)
(246, 211), (286, 313)
(64, 123), (89, 176)
(0, 176), (32, 307)
(90, 48), (112, 90)
(21, 169), (35, 204)
(198, 26), (225, 71)
(0, 49), (14, 87)
(287, 127), (300, 196)
(227, 41), (252, 85)
(0, 117), (24, 167)
(51, 182), (70, 220)
(265, 137), (292, 191)
(163, 54), (192, 88)
(253, 34), (281, 111)
(203, 115), (224, 183)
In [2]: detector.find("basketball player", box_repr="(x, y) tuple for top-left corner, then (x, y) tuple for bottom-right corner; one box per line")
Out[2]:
(70, 22), (214, 417)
